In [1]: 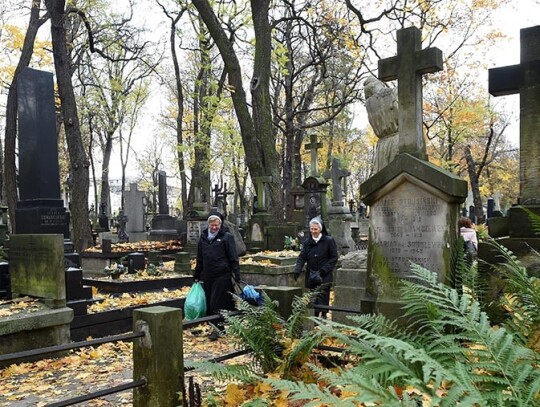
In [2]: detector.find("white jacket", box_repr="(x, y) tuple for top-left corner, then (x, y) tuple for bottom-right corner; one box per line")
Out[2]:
(460, 227), (478, 250)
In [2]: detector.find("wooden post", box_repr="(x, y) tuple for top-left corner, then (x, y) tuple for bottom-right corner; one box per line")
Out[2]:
(133, 306), (184, 407)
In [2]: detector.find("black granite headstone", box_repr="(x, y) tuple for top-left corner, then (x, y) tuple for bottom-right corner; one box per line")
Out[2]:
(15, 67), (69, 237)
(0, 261), (10, 300)
(158, 171), (169, 215)
(487, 197), (495, 219)
(127, 252), (145, 274)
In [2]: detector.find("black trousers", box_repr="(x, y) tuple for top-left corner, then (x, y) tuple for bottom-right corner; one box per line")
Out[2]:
(202, 273), (234, 316)
(313, 283), (331, 318)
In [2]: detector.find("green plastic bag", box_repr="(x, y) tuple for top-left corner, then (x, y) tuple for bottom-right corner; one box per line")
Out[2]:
(184, 282), (207, 320)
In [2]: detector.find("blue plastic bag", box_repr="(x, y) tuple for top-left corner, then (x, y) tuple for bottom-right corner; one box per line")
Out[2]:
(184, 282), (207, 320)
(242, 284), (264, 306)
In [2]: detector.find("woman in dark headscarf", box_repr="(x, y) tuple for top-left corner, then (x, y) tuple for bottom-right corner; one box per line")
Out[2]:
(293, 217), (338, 316)
(194, 212), (240, 338)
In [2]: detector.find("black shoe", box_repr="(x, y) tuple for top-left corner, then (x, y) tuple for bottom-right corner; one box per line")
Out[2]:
(208, 330), (220, 341)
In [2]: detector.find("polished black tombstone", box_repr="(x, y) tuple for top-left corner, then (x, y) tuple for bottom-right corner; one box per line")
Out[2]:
(127, 252), (145, 274)
(15, 67), (69, 237)
(149, 171), (179, 241)
(0, 262), (10, 300)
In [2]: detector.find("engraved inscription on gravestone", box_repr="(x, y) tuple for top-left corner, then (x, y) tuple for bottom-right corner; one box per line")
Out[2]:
(370, 183), (448, 279)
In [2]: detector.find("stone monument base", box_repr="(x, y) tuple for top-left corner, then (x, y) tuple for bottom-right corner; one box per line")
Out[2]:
(0, 305), (73, 367)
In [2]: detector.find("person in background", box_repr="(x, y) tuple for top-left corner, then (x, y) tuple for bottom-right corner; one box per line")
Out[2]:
(194, 211), (240, 340)
(293, 217), (338, 317)
(459, 216), (478, 265)
(459, 216), (478, 250)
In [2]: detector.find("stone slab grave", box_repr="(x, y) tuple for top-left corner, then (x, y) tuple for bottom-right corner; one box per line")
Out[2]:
(80, 239), (183, 275)
(70, 297), (186, 341)
(240, 252), (302, 287)
(0, 234), (74, 364)
(359, 26), (467, 322)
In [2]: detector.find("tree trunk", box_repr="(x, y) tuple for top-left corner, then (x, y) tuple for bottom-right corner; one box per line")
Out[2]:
(192, 0), (280, 211)
(464, 145), (484, 223)
(4, 0), (48, 231)
(45, 0), (92, 250)
(100, 134), (112, 216)
(168, 12), (188, 215)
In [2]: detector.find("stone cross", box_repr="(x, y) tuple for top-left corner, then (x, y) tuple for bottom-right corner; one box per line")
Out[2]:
(489, 25), (540, 205)
(378, 26), (443, 160)
(304, 134), (323, 176)
(323, 157), (350, 203)
(253, 176), (273, 212)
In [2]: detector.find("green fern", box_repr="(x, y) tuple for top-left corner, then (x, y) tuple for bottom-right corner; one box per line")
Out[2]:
(184, 360), (259, 383)
(521, 206), (540, 236)
(224, 292), (284, 373)
(266, 264), (540, 405)
(286, 288), (320, 339)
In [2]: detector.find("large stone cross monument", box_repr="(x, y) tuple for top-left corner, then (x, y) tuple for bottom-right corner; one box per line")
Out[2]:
(489, 25), (540, 208)
(379, 26), (443, 160)
(481, 26), (540, 300)
(359, 26), (467, 321)
(305, 134), (323, 177)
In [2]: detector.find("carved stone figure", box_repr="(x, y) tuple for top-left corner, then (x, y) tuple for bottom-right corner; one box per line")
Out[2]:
(364, 77), (399, 172)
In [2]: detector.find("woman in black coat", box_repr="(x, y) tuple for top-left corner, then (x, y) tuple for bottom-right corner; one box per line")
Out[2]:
(194, 213), (240, 322)
(293, 217), (338, 316)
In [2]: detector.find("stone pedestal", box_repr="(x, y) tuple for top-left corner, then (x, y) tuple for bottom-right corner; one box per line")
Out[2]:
(332, 251), (369, 324)
(149, 215), (179, 242)
(327, 203), (355, 255)
(360, 154), (467, 322)
(255, 286), (303, 319)
(1, 234), (74, 363)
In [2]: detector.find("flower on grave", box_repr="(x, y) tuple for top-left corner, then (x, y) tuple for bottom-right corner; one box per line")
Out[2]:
(284, 236), (300, 251)
(145, 263), (162, 277)
(103, 263), (126, 279)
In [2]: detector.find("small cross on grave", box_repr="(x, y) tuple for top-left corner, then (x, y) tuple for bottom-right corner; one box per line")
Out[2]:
(212, 182), (235, 215)
(304, 134), (323, 177)
(253, 176), (273, 212)
(379, 26), (443, 160)
(489, 25), (540, 204)
(323, 157), (350, 204)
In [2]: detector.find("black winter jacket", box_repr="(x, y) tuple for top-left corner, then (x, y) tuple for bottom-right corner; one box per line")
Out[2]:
(294, 234), (338, 285)
(194, 226), (240, 280)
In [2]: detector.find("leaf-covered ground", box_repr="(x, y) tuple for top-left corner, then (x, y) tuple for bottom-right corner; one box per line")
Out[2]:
(0, 324), (244, 407)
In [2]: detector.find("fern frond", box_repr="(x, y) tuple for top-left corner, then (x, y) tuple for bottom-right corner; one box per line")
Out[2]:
(267, 378), (358, 407)
(242, 399), (269, 407)
(286, 290), (320, 339)
(279, 329), (325, 378)
(521, 206), (540, 236)
(185, 360), (259, 383)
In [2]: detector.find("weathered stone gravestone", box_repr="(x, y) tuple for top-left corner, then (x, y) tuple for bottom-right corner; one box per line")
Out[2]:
(15, 67), (69, 238)
(0, 234), (73, 362)
(246, 176), (274, 251)
(150, 171), (180, 241)
(124, 183), (147, 240)
(324, 157), (355, 254)
(359, 26), (467, 320)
